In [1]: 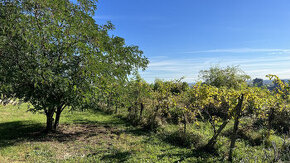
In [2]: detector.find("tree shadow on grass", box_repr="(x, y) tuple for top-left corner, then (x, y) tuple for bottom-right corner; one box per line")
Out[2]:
(71, 119), (127, 126)
(132, 130), (223, 162)
(0, 120), (124, 148)
(158, 131), (205, 149)
(101, 150), (132, 162)
(124, 127), (151, 136)
(157, 148), (224, 163)
(0, 121), (44, 148)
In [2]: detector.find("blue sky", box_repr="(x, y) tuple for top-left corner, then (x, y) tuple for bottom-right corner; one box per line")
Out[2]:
(94, 0), (290, 83)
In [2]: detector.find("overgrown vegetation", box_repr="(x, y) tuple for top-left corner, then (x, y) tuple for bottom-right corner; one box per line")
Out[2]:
(0, 103), (289, 162)
(96, 66), (289, 162)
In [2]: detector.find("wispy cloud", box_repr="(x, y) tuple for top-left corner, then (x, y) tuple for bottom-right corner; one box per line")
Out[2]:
(140, 52), (290, 83)
(184, 48), (290, 54)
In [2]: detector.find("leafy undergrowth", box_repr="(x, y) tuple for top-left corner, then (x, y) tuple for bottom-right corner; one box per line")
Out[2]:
(0, 104), (289, 162)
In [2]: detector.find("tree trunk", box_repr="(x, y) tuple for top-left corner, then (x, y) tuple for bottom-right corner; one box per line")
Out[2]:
(45, 108), (55, 133)
(115, 105), (118, 114)
(53, 109), (61, 130)
(266, 108), (275, 139)
(134, 102), (138, 120)
(268, 108), (275, 130)
(151, 105), (159, 130)
(53, 104), (65, 130)
(205, 119), (229, 149)
(183, 112), (187, 134)
(139, 102), (144, 120)
(228, 94), (244, 162)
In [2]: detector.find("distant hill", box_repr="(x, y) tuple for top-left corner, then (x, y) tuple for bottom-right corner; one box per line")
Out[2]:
(188, 83), (195, 87)
(188, 79), (289, 87)
(263, 80), (274, 86)
(262, 79), (289, 86)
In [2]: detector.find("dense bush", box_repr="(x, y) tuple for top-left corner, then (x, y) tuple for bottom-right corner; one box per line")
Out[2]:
(95, 68), (289, 161)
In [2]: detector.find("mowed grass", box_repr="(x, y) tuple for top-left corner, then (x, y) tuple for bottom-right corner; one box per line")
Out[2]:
(0, 104), (288, 162)
(0, 104), (191, 162)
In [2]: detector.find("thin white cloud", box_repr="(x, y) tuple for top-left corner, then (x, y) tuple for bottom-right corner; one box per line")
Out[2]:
(140, 53), (290, 83)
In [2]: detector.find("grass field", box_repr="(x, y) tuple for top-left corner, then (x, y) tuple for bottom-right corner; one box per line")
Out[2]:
(0, 104), (289, 162)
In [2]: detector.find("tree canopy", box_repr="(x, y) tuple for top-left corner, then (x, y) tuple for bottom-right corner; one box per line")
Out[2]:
(199, 65), (250, 89)
(0, 0), (148, 131)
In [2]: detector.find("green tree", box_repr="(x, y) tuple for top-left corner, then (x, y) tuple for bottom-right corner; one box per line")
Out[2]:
(253, 78), (263, 87)
(0, 0), (148, 132)
(125, 73), (151, 122)
(266, 74), (290, 133)
(199, 65), (250, 89)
